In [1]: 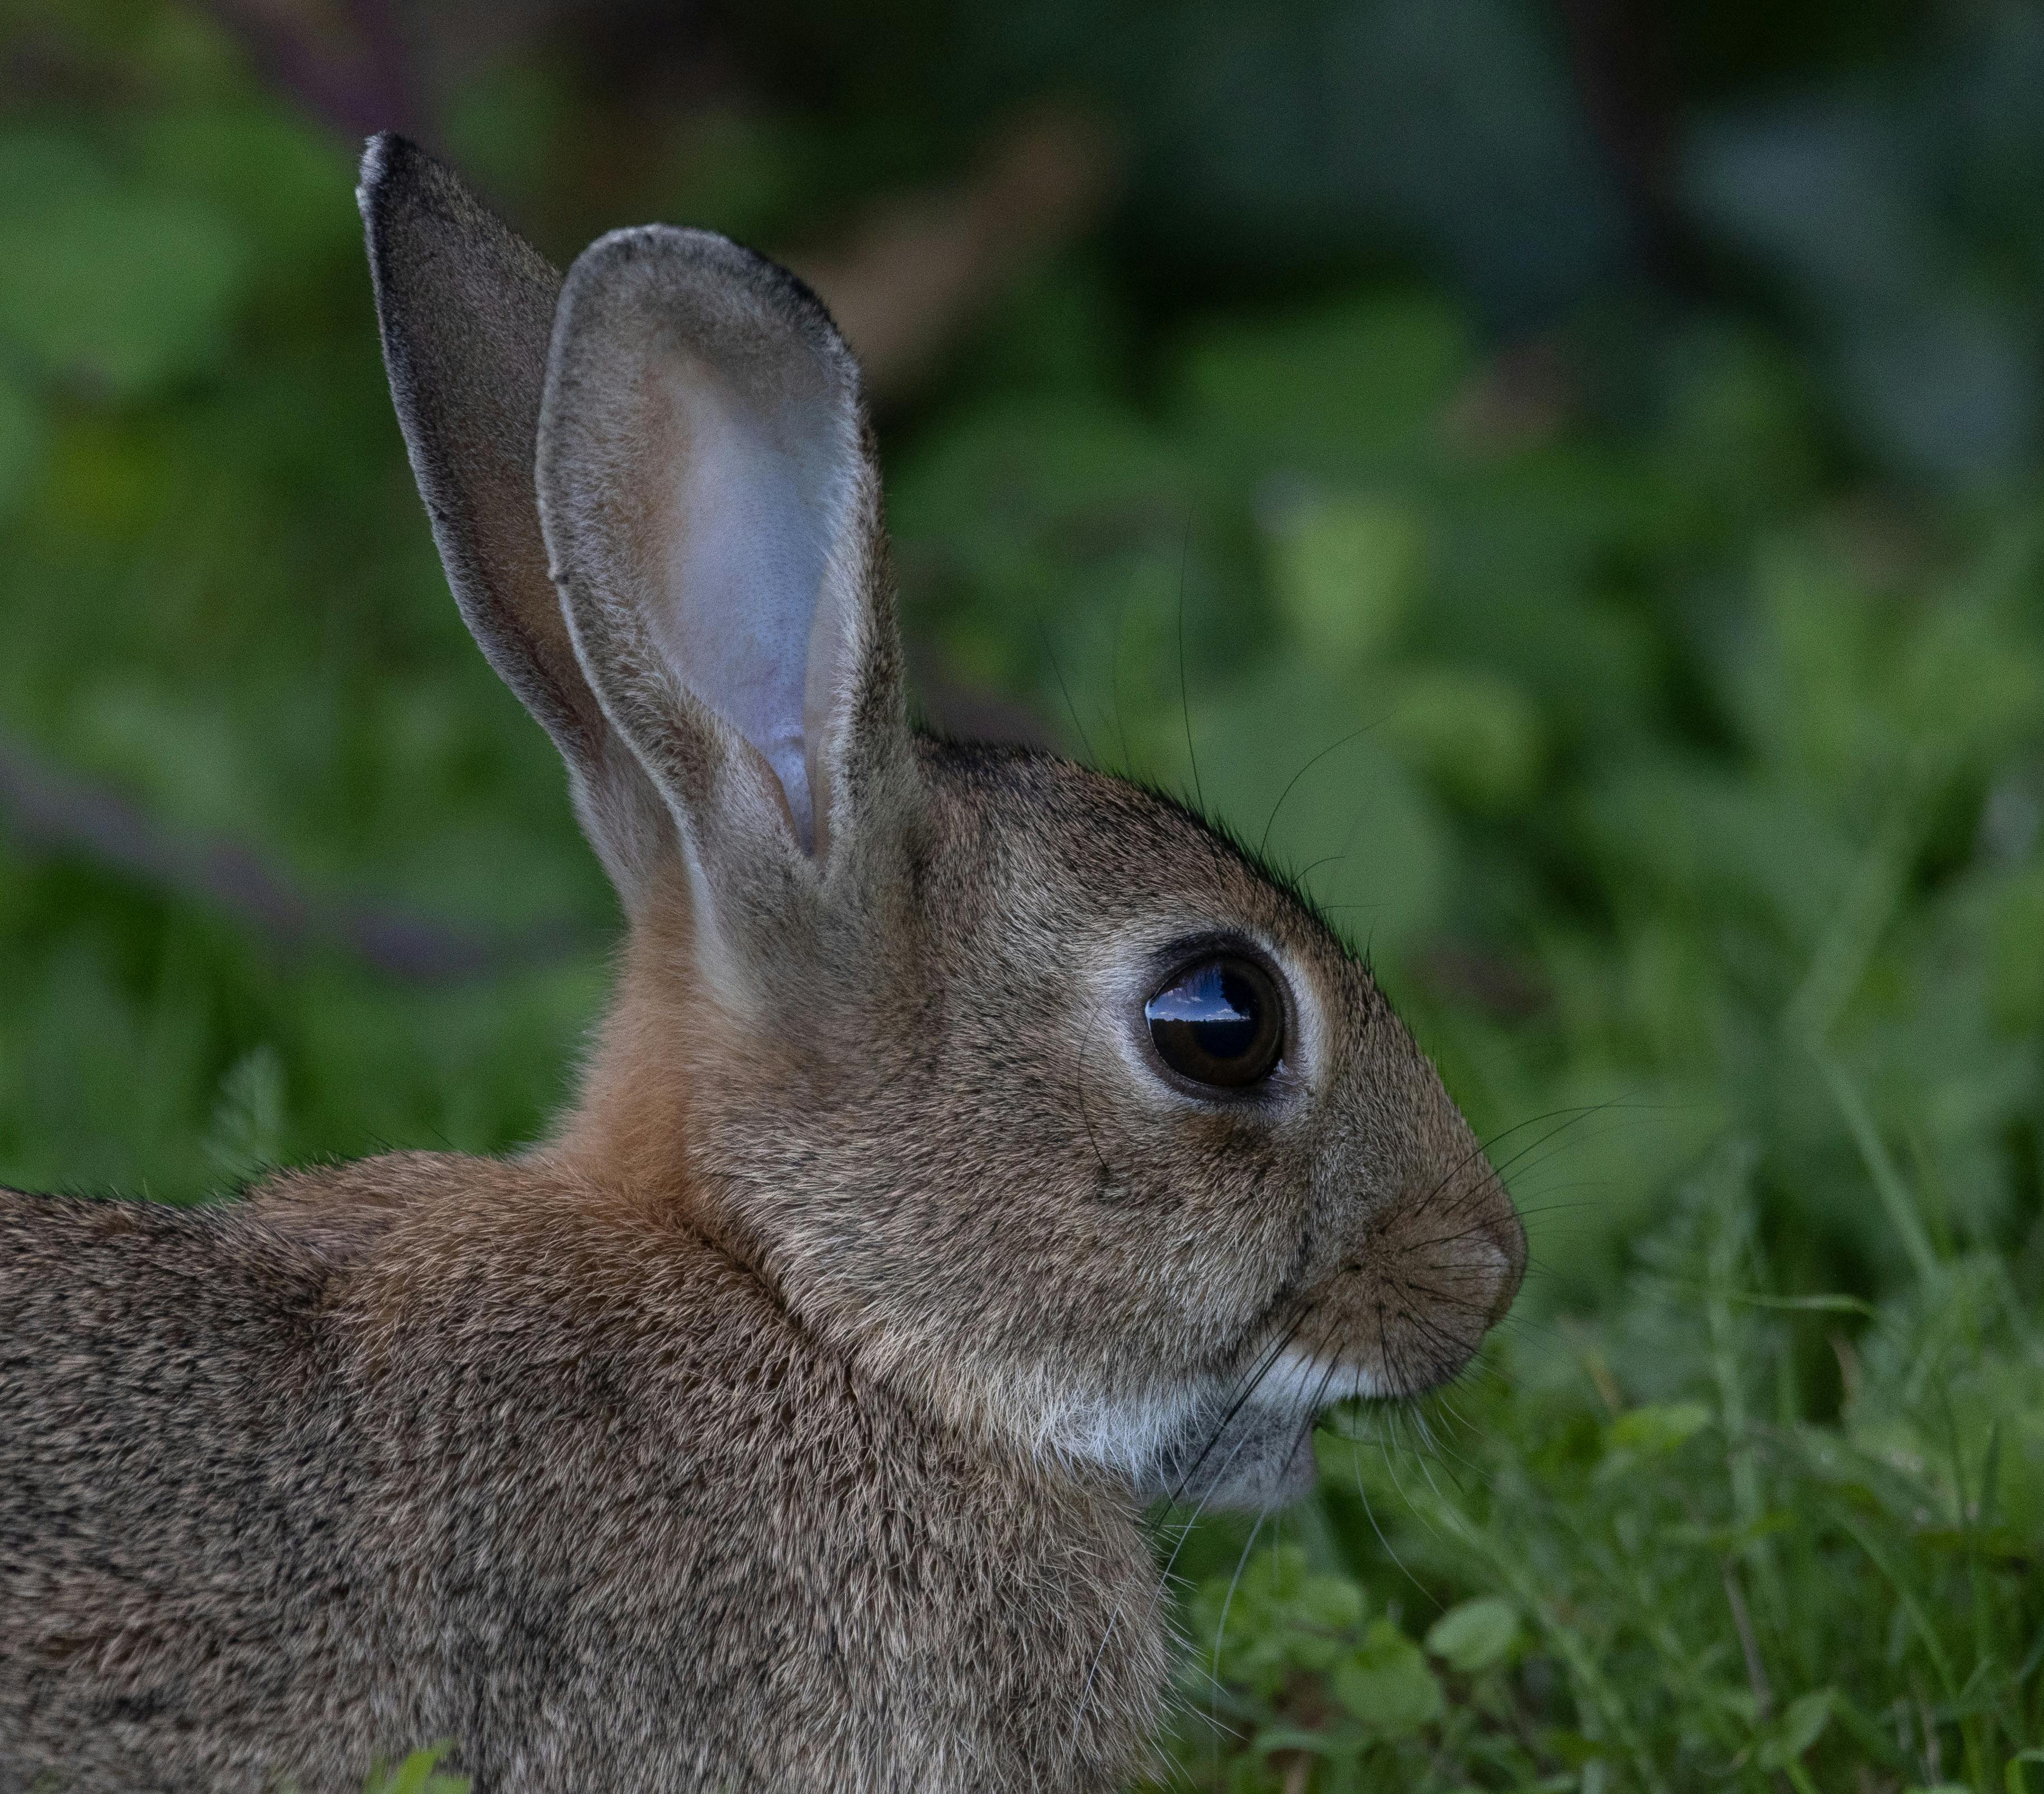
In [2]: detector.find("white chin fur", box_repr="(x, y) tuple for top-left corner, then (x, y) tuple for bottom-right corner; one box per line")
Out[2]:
(1025, 1349), (1379, 1512)
(1242, 1347), (1390, 1411)
(1015, 1373), (1211, 1486)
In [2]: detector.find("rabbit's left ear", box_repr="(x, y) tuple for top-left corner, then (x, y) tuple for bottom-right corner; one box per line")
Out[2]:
(536, 225), (909, 889)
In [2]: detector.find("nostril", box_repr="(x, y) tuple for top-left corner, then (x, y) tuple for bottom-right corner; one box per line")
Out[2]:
(1488, 1209), (1529, 1323)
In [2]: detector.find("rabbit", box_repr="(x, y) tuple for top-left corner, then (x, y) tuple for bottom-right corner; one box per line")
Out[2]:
(0, 134), (1526, 1794)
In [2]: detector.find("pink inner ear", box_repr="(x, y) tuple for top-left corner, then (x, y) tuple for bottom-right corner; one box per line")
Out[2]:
(648, 355), (848, 854)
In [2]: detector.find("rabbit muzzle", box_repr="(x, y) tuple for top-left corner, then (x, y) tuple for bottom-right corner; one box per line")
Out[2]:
(1294, 1157), (1525, 1397)
(1139, 1157), (1524, 1510)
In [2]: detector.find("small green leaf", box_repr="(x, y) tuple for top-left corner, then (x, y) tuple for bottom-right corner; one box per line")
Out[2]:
(1329, 1620), (1445, 1737)
(1779, 1689), (1834, 1756)
(1540, 1730), (1602, 1769)
(1424, 1596), (1521, 1674)
(203, 1045), (290, 1186)
(1381, 662), (1547, 809)
(1265, 492), (1429, 663)
(1606, 1401), (1712, 1457)
(1758, 1688), (1834, 1768)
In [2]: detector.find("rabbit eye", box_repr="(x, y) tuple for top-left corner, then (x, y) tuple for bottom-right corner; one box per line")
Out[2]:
(1145, 954), (1284, 1090)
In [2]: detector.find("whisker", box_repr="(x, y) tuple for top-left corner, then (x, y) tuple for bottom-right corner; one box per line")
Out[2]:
(1201, 1355), (1345, 1759)
(1108, 586), (1135, 777)
(1073, 1312), (1310, 1768)
(1349, 1417), (1434, 1600)
(1040, 625), (1097, 768)
(1485, 1104), (1622, 1187)
(1162, 1297), (1321, 1512)
(1389, 1102), (1615, 1253)
(1205, 1499), (1274, 1774)
(1258, 723), (1385, 862)
(1174, 516), (1203, 815)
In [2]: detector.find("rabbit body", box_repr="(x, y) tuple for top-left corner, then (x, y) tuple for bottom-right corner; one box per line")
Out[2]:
(1, 135), (1525, 1792)
(2, 1153), (1165, 1793)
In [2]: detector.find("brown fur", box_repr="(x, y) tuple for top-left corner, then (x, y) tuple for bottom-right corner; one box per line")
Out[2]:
(0, 137), (1523, 1792)
(3, 1152), (1165, 1791)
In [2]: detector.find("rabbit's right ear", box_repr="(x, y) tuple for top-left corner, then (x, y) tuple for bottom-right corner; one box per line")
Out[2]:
(534, 222), (912, 974)
(358, 134), (671, 901)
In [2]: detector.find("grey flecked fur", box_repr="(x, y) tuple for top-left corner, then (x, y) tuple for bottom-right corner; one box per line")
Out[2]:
(0, 136), (1525, 1793)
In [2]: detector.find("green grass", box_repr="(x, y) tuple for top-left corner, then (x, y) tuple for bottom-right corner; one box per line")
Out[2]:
(2, 6), (2042, 1791)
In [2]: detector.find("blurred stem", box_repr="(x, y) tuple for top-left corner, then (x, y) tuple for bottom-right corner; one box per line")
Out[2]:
(1813, 1057), (1942, 1285)
(1831, 1507), (1960, 1704)
(1702, 1155), (1791, 1648)
(1952, 1407), (2010, 1773)
(1287, 1490), (1346, 1577)
(1783, 757), (1939, 1047)
(1720, 1559), (1771, 1721)
(0, 727), (586, 982)
(1786, 752), (1948, 1284)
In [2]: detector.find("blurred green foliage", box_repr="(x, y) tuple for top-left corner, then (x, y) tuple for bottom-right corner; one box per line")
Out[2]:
(3, 1), (2043, 1789)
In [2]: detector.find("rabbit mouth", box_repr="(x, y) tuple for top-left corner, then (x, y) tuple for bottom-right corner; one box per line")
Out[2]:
(1132, 1247), (1506, 1512)
(1130, 1345), (1383, 1512)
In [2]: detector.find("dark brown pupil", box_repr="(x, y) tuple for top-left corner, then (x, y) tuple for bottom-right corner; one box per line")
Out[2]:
(1145, 955), (1283, 1089)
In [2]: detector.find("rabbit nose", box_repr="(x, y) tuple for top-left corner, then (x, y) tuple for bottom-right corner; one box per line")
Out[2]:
(1443, 1165), (1525, 1330)
(1480, 1173), (1529, 1324)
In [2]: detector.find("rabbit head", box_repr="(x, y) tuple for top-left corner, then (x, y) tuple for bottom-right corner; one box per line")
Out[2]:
(362, 136), (1524, 1516)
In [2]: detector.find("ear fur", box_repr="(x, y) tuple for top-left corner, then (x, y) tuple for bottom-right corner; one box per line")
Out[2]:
(357, 134), (670, 899)
(534, 225), (905, 883)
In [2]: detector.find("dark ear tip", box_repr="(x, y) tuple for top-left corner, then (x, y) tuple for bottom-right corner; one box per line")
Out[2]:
(357, 132), (437, 221)
(359, 131), (405, 189)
